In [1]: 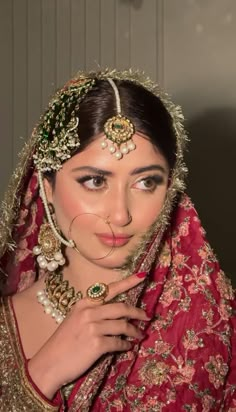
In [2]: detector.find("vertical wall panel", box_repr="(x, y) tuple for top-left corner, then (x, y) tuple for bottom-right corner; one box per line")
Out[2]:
(130, 0), (157, 79)
(13, 0), (28, 163)
(116, 0), (130, 68)
(42, 0), (56, 108)
(56, 0), (71, 86)
(85, 0), (101, 70)
(100, 0), (115, 68)
(71, 0), (86, 73)
(156, 0), (164, 85)
(28, 0), (42, 134)
(0, 0), (13, 199)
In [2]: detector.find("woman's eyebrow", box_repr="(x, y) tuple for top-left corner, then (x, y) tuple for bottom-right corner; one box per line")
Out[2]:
(71, 166), (113, 176)
(130, 165), (167, 175)
(71, 164), (167, 176)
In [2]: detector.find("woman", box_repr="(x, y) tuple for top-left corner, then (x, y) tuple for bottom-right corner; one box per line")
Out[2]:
(0, 70), (235, 411)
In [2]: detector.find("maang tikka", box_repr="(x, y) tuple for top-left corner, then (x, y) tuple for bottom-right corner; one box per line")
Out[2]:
(101, 78), (136, 159)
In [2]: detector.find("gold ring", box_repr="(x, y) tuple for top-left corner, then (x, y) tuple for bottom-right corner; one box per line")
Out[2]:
(86, 282), (109, 303)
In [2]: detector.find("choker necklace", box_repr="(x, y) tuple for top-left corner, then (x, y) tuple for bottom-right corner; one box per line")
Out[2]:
(37, 272), (109, 324)
(37, 272), (82, 324)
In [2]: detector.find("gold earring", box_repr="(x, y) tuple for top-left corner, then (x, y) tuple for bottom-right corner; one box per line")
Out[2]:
(33, 223), (66, 272)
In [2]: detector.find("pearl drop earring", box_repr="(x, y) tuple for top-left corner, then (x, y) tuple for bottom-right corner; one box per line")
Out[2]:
(33, 171), (75, 272)
(33, 223), (66, 272)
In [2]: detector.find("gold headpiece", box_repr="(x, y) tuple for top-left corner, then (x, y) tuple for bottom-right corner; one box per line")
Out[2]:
(33, 77), (96, 250)
(33, 77), (96, 172)
(102, 78), (135, 159)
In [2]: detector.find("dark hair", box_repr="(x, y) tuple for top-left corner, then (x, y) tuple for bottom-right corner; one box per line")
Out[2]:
(76, 79), (176, 169)
(45, 79), (177, 185)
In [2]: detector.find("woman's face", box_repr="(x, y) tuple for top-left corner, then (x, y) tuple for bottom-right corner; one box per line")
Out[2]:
(44, 134), (170, 269)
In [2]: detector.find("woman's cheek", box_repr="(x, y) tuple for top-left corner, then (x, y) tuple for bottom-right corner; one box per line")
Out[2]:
(136, 193), (166, 227)
(54, 189), (101, 231)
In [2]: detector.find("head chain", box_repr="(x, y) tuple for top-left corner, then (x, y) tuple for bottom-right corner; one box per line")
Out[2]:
(33, 77), (96, 172)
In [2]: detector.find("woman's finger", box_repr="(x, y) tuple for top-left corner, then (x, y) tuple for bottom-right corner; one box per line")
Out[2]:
(95, 319), (144, 339)
(73, 271), (147, 311)
(72, 301), (149, 324)
(93, 302), (149, 321)
(102, 336), (132, 353)
(105, 271), (147, 302)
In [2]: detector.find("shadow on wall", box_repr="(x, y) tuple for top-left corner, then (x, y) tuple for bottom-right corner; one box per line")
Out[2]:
(119, 0), (143, 9)
(186, 108), (236, 286)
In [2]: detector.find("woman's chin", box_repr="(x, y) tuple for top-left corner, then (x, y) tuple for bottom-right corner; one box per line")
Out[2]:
(79, 248), (132, 271)
(67, 240), (139, 271)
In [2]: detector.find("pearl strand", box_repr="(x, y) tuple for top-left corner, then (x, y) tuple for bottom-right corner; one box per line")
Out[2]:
(37, 289), (64, 324)
(38, 171), (74, 248)
(107, 78), (121, 114)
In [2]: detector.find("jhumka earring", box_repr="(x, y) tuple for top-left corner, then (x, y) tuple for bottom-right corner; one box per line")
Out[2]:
(101, 78), (136, 159)
(33, 171), (75, 272)
(33, 172), (76, 272)
(33, 222), (66, 272)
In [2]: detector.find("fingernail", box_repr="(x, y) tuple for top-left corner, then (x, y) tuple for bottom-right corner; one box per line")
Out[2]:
(135, 271), (147, 279)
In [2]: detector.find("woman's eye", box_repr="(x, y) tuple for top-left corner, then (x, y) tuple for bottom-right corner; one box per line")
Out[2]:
(134, 176), (164, 192)
(77, 175), (106, 190)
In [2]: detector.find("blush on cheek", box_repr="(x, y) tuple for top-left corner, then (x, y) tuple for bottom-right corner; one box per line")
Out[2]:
(53, 189), (83, 233)
(138, 193), (166, 229)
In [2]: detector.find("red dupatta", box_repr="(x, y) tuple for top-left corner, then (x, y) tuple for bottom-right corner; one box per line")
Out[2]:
(3, 166), (234, 410)
(0, 69), (235, 410)
(64, 195), (236, 411)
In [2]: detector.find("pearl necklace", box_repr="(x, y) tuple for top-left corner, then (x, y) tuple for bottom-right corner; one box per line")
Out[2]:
(37, 272), (82, 324)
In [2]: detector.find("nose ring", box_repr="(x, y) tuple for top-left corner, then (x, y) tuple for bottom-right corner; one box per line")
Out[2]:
(127, 212), (132, 224)
(105, 213), (132, 225)
(105, 215), (111, 224)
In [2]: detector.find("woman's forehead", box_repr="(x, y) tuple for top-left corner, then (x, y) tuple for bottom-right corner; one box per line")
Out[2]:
(62, 133), (169, 173)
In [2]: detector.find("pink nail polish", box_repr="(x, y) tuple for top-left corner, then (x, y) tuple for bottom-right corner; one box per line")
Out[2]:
(136, 271), (147, 279)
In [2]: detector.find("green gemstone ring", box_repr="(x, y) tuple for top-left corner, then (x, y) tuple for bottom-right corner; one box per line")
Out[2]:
(86, 282), (109, 303)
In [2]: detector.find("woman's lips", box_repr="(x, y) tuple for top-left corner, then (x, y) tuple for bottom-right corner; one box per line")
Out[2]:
(96, 233), (132, 247)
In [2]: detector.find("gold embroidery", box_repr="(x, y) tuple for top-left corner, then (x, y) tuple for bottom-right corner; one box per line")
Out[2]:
(0, 297), (59, 411)
(139, 359), (170, 386)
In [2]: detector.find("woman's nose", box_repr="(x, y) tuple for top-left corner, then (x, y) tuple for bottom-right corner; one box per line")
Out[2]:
(106, 193), (132, 227)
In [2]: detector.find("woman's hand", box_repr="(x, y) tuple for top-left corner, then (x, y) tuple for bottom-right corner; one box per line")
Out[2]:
(28, 273), (149, 399)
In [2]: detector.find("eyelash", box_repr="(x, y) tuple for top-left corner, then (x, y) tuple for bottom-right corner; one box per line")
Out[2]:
(76, 174), (164, 193)
(137, 175), (164, 193)
(76, 175), (106, 191)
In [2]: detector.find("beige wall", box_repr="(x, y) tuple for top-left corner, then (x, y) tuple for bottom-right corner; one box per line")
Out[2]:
(0, 0), (235, 283)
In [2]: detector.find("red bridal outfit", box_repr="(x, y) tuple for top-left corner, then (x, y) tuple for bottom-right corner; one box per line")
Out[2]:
(0, 70), (235, 411)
